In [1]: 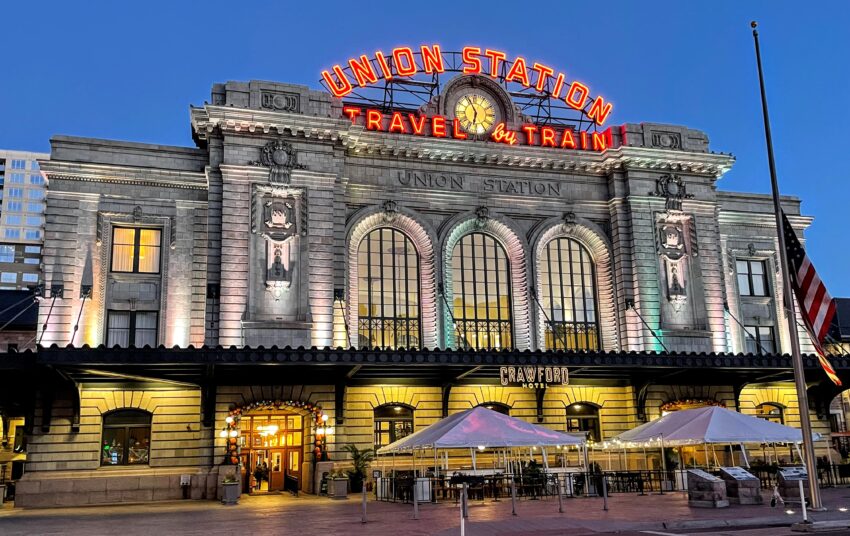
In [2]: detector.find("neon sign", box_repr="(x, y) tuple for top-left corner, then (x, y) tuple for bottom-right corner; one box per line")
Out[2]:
(342, 106), (613, 152)
(322, 45), (613, 126)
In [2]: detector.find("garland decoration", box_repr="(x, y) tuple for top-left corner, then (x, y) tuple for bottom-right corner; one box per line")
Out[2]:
(222, 400), (325, 465)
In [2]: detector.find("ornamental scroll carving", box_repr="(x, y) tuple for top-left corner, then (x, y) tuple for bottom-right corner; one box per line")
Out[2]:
(252, 185), (307, 299)
(650, 174), (693, 212)
(249, 138), (305, 185)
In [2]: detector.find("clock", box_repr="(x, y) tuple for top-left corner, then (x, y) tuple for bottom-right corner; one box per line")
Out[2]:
(454, 93), (497, 135)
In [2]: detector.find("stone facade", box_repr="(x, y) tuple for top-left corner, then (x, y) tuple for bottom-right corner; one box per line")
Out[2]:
(8, 76), (840, 508)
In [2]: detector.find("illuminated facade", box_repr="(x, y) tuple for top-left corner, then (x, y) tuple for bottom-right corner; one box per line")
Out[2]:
(5, 50), (850, 507)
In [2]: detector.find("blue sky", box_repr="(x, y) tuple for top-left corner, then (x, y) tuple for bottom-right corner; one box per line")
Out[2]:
(2, 1), (848, 294)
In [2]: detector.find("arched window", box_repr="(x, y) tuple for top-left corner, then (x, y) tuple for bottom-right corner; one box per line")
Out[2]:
(539, 238), (599, 350)
(451, 233), (512, 350)
(101, 409), (151, 466)
(374, 404), (414, 450)
(357, 228), (421, 349)
(565, 403), (601, 442)
(477, 402), (511, 415)
(755, 403), (785, 425)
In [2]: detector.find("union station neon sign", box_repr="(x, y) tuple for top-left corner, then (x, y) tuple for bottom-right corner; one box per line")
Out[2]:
(325, 45), (615, 153)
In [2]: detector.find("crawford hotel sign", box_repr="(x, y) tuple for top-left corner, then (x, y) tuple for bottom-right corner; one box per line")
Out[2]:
(322, 44), (616, 151)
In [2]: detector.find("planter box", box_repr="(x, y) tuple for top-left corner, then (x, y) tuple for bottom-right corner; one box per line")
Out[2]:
(221, 482), (240, 505)
(329, 478), (349, 500)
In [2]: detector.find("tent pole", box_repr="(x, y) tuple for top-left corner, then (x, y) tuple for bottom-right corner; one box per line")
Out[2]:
(703, 444), (709, 468)
(740, 444), (750, 468)
(542, 448), (549, 470)
(712, 445), (719, 469)
(434, 447), (438, 477)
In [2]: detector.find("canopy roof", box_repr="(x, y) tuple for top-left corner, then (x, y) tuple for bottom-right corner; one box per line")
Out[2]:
(612, 406), (817, 447)
(377, 406), (585, 454)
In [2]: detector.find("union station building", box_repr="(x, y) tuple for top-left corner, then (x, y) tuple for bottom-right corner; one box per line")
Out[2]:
(3, 47), (849, 507)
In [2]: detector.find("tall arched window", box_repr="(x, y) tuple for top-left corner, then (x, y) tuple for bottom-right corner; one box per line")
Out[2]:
(539, 238), (599, 350)
(357, 228), (421, 349)
(755, 403), (785, 424)
(451, 233), (512, 350)
(101, 409), (151, 466)
(374, 404), (414, 450)
(565, 403), (601, 442)
(477, 402), (511, 415)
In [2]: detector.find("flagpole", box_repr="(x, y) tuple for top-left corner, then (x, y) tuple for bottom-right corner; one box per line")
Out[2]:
(751, 21), (822, 511)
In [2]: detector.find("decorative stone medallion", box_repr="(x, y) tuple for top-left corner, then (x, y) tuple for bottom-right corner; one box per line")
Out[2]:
(250, 138), (305, 184)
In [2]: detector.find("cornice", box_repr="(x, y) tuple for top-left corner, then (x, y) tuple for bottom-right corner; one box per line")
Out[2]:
(40, 161), (208, 190)
(191, 105), (736, 177)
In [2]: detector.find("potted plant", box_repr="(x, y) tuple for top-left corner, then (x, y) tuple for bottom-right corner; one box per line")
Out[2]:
(328, 469), (349, 499)
(221, 469), (240, 505)
(343, 444), (375, 493)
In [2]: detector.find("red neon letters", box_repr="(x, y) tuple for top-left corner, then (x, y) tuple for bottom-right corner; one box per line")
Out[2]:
(342, 106), (612, 152)
(321, 45), (614, 125)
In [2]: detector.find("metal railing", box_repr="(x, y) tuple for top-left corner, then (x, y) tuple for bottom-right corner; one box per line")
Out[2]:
(373, 470), (681, 503)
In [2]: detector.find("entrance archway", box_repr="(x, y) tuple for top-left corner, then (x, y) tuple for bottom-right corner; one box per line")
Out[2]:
(224, 400), (325, 494)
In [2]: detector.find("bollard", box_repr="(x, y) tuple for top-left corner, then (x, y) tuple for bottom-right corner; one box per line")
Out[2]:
(361, 487), (367, 523)
(602, 474), (608, 512)
(460, 482), (465, 536)
(511, 479), (518, 516)
(462, 482), (469, 519)
(413, 482), (419, 520)
(557, 476), (564, 514)
(799, 480), (809, 524)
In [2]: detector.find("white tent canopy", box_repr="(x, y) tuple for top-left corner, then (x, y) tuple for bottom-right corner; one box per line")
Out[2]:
(612, 406), (819, 447)
(377, 406), (585, 454)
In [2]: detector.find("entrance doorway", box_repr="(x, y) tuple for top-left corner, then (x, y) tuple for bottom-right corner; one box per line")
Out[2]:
(239, 412), (304, 493)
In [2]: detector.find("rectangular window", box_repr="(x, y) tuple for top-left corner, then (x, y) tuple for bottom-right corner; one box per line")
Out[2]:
(0, 245), (14, 263)
(7, 188), (23, 198)
(744, 325), (776, 355)
(29, 174), (44, 185)
(5, 215), (21, 225)
(24, 245), (40, 253)
(27, 190), (43, 200)
(24, 230), (40, 240)
(9, 173), (24, 184)
(22, 273), (38, 283)
(111, 228), (161, 273)
(1, 273), (17, 283)
(4, 229), (20, 239)
(10, 160), (25, 169)
(24, 258), (39, 265)
(106, 310), (158, 347)
(26, 203), (43, 213)
(30, 161), (39, 170)
(7, 201), (22, 212)
(736, 259), (769, 297)
(25, 216), (42, 226)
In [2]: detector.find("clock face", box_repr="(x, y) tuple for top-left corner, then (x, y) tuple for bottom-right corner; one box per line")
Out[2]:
(455, 93), (496, 135)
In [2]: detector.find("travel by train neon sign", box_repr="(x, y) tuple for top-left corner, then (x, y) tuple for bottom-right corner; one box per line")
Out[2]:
(323, 45), (615, 152)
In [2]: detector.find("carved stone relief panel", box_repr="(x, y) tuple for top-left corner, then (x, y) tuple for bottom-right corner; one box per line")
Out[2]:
(251, 185), (307, 304)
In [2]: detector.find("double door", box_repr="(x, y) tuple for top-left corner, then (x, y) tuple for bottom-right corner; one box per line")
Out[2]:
(243, 447), (302, 492)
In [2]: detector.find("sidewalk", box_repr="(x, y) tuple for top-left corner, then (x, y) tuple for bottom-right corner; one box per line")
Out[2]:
(2, 488), (850, 535)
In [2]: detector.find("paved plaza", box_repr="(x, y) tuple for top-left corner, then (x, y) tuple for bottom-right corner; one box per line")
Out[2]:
(3, 489), (850, 535)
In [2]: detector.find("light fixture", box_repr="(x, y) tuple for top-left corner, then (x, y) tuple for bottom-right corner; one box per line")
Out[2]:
(225, 416), (234, 424)
(219, 430), (227, 438)
(325, 427), (334, 436)
(840, 507), (848, 512)
(394, 406), (402, 412)
(322, 414), (329, 423)
(785, 509), (795, 515)
(229, 430), (238, 438)
(317, 427), (326, 435)
(477, 445), (485, 451)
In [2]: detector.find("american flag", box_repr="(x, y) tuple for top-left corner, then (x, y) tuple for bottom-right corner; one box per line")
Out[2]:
(782, 210), (841, 385)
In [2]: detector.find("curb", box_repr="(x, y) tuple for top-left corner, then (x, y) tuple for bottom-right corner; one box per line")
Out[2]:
(664, 515), (792, 531)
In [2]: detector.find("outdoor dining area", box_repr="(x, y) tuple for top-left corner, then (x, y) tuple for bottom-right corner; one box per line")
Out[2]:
(371, 405), (828, 506)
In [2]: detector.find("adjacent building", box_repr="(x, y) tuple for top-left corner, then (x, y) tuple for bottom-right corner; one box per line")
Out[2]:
(0, 150), (48, 291)
(3, 48), (849, 507)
